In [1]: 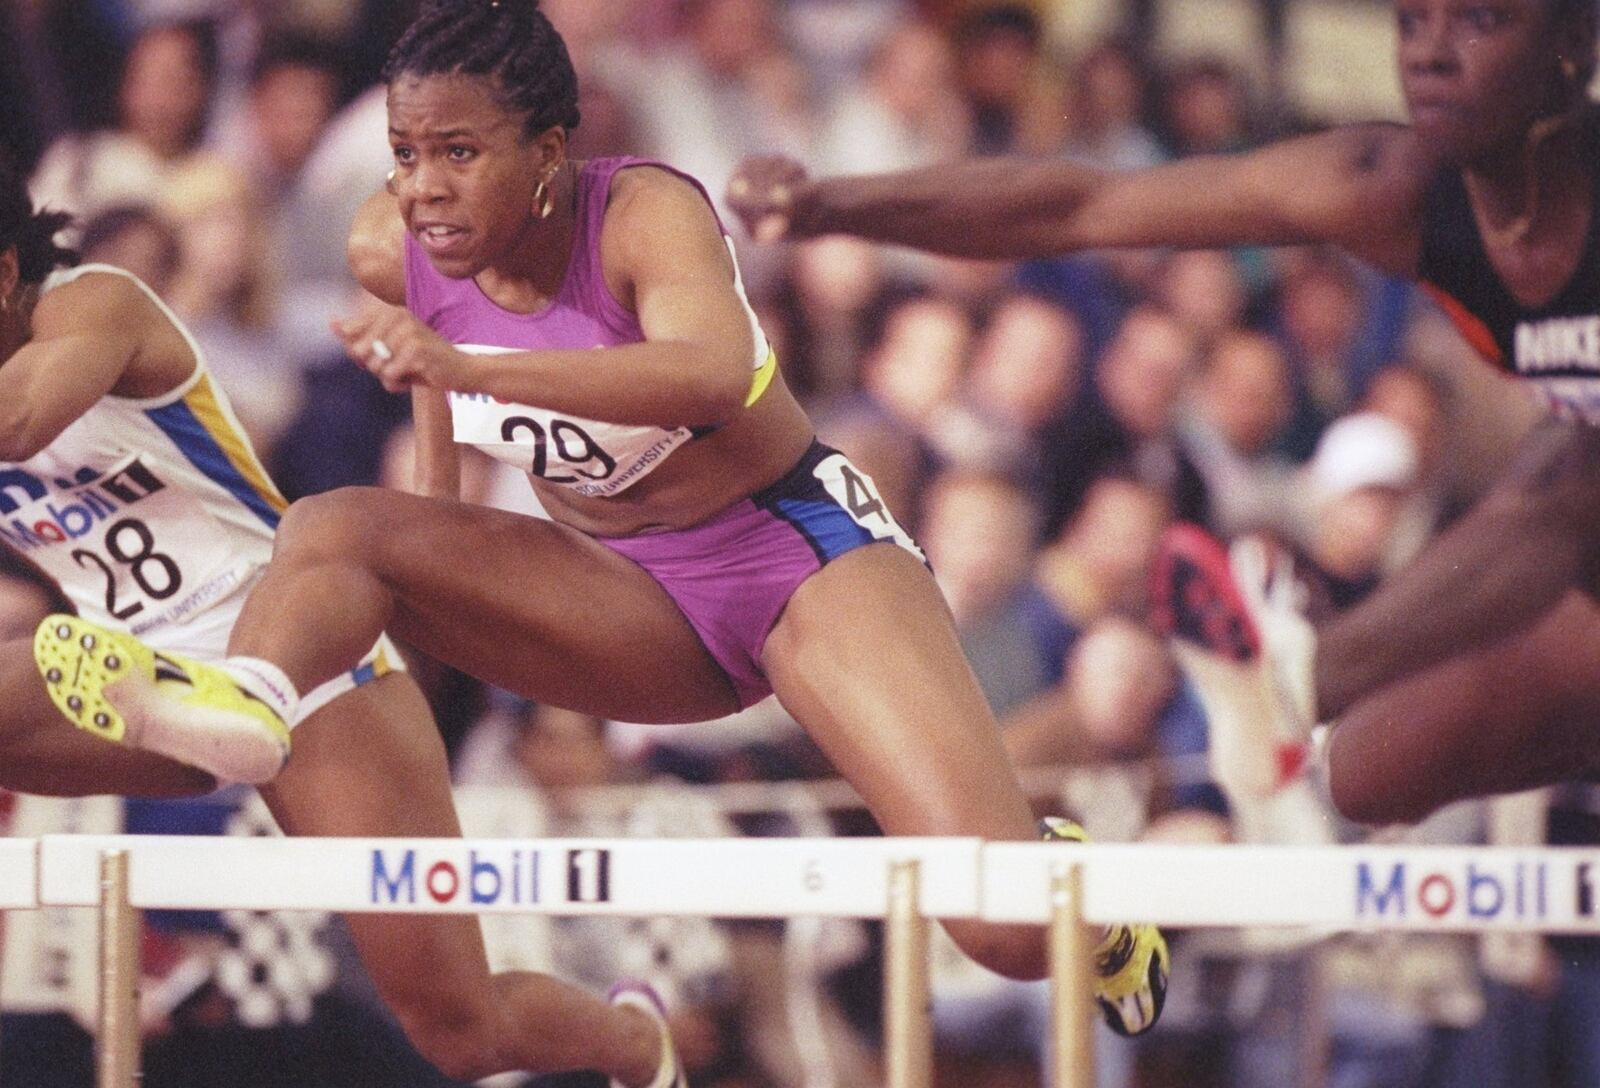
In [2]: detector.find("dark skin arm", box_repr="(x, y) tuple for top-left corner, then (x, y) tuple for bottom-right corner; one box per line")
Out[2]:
(727, 124), (1433, 276)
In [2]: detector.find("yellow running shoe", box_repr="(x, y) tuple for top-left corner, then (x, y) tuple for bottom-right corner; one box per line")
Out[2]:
(34, 614), (290, 784)
(1040, 816), (1170, 1036)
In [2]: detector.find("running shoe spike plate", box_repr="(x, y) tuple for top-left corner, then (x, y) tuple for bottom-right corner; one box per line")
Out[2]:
(34, 614), (290, 784)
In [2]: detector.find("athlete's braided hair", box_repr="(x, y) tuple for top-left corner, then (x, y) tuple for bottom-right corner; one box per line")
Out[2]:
(383, 0), (581, 139)
(0, 153), (78, 284)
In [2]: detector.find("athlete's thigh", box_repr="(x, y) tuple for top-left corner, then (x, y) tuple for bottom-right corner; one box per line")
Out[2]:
(1329, 593), (1600, 824)
(761, 543), (1037, 843)
(257, 672), (493, 1013)
(333, 489), (739, 723)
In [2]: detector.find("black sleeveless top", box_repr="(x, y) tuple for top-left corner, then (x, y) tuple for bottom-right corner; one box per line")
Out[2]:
(1417, 109), (1600, 421)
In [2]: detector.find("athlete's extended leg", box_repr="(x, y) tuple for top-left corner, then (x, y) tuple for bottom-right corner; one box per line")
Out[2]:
(760, 544), (1166, 1018)
(0, 636), (213, 797)
(229, 488), (740, 724)
(257, 671), (666, 1085)
(1326, 593), (1600, 825)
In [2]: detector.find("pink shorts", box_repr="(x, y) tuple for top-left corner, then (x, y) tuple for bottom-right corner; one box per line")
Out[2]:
(597, 442), (924, 707)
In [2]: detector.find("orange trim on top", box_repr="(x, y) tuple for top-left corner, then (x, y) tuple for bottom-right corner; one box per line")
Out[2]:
(1421, 284), (1505, 369)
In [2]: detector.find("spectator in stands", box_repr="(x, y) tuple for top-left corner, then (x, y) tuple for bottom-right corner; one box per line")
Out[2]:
(919, 468), (1048, 715)
(951, 4), (1065, 156)
(1156, 249), (1251, 348)
(1160, 57), (1254, 158)
(932, 293), (1086, 489)
(77, 203), (181, 298)
(1018, 474), (1173, 687)
(1178, 331), (1298, 539)
(766, 235), (890, 406)
(235, 34), (343, 203)
(600, 0), (812, 218)
(30, 21), (218, 224)
(813, 18), (968, 176)
(158, 156), (301, 453)
(1063, 38), (1164, 173)
(1047, 306), (1205, 531)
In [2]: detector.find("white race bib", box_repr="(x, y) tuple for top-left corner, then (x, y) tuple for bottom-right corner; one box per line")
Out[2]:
(0, 454), (256, 635)
(449, 346), (692, 498)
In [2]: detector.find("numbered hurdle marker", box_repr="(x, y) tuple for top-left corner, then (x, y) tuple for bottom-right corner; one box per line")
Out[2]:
(39, 835), (982, 1088)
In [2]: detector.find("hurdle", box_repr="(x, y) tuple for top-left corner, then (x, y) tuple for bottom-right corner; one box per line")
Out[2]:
(37, 835), (987, 1088)
(21, 836), (1600, 1088)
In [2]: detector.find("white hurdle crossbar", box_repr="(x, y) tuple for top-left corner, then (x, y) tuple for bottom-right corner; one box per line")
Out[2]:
(37, 835), (982, 1088)
(14, 838), (1600, 1088)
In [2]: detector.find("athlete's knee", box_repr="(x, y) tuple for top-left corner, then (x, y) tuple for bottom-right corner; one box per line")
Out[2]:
(1324, 730), (1428, 826)
(272, 488), (385, 564)
(946, 919), (1046, 981)
(388, 995), (506, 1082)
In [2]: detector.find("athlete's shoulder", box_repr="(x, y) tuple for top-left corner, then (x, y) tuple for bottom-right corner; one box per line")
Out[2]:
(31, 266), (159, 339)
(347, 189), (407, 306)
(605, 163), (717, 226)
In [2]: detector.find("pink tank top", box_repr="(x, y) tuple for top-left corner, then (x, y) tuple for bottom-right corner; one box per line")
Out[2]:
(404, 156), (772, 498)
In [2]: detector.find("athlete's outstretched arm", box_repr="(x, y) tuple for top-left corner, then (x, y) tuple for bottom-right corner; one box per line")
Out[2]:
(728, 124), (1429, 275)
(1315, 417), (1600, 718)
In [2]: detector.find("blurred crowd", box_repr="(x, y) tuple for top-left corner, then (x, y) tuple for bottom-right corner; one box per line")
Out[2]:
(0, 1), (1597, 1086)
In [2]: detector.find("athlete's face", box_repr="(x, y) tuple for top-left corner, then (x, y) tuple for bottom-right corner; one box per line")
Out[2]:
(386, 73), (558, 279)
(1396, 0), (1573, 162)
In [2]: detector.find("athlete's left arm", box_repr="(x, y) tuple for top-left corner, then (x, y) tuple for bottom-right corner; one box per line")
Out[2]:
(344, 171), (757, 428)
(0, 274), (158, 461)
(478, 171), (755, 426)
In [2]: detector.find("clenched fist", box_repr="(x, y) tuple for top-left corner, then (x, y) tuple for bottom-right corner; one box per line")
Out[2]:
(725, 155), (810, 243)
(332, 301), (469, 394)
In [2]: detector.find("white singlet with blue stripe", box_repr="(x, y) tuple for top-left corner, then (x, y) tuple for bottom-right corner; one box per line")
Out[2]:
(0, 264), (399, 720)
(0, 265), (285, 647)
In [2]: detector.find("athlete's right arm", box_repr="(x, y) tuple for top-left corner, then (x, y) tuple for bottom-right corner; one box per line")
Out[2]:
(344, 192), (462, 499)
(346, 190), (407, 306)
(409, 387), (460, 500)
(728, 124), (1430, 275)
(0, 274), (162, 461)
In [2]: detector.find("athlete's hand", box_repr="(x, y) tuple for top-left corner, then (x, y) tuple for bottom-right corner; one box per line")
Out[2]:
(726, 155), (809, 243)
(332, 303), (467, 394)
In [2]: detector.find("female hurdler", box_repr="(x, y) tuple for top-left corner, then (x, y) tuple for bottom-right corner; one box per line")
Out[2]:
(31, 0), (1169, 1047)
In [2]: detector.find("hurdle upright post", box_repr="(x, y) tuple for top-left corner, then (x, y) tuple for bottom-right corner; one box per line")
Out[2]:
(97, 848), (141, 1088)
(1050, 861), (1095, 1088)
(884, 858), (932, 1088)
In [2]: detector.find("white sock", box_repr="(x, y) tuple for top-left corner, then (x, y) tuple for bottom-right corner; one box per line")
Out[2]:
(221, 657), (300, 723)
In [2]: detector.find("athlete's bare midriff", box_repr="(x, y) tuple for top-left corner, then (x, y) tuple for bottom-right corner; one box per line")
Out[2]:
(533, 370), (815, 536)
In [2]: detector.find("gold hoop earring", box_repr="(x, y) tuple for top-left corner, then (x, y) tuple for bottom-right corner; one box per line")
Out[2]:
(532, 174), (555, 220)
